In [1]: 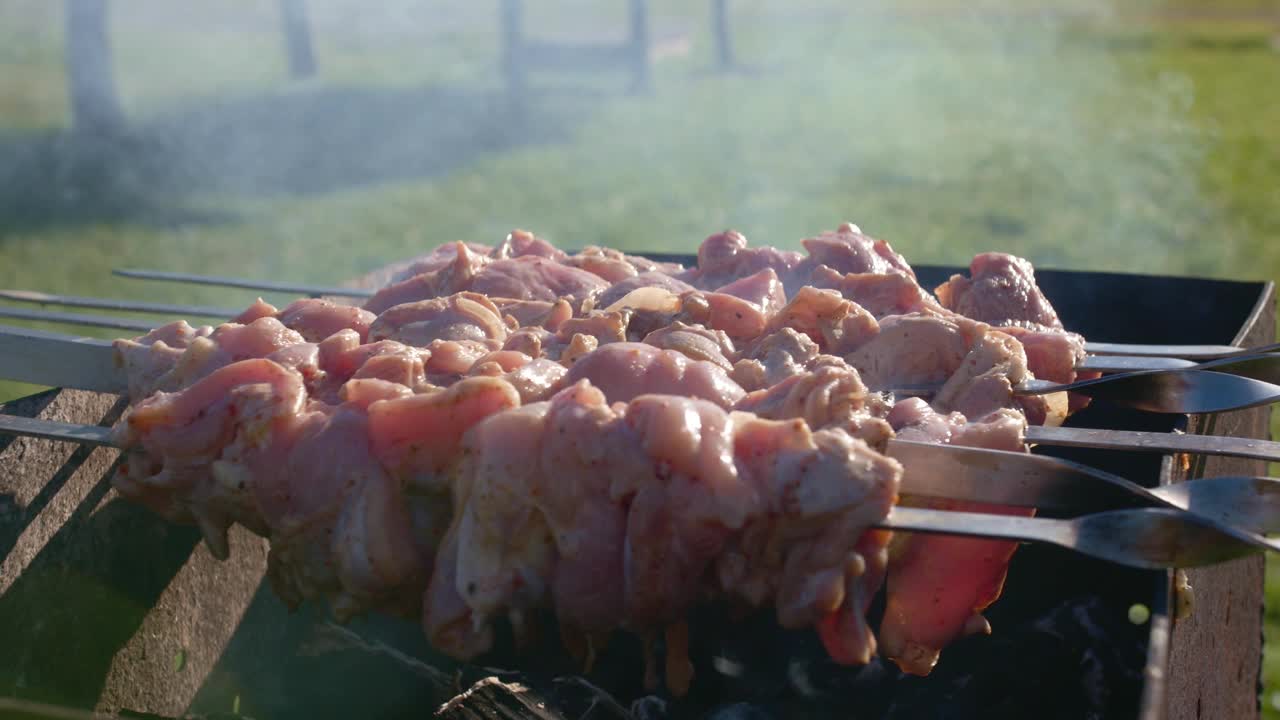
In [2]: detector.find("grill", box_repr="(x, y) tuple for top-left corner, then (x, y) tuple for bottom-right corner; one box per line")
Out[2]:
(0, 260), (1272, 720)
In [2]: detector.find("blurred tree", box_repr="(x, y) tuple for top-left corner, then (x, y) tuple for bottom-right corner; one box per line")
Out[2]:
(279, 0), (317, 79)
(712, 0), (734, 70)
(65, 0), (123, 134)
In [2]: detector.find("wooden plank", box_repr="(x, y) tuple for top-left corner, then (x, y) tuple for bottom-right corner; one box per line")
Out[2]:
(0, 388), (270, 716)
(1164, 283), (1274, 720)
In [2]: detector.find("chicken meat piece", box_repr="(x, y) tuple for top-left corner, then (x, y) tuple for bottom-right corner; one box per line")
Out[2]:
(733, 362), (891, 449)
(733, 328), (820, 390)
(233, 298), (279, 324)
(425, 380), (901, 676)
(998, 325), (1085, 385)
(563, 246), (642, 283)
(466, 349), (532, 376)
(491, 229), (567, 261)
(256, 402), (427, 620)
(999, 324), (1096, 413)
(810, 266), (938, 319)
(495, 358), (568, 403)
(371, 239), (607, 309)
(492, 298), (573, 332)
(556, 310), (632, 345)
(800, 223), (915, 279)
(365, 242), (492, 313)
(472, 256), (610, 304)
(277, 299), (377, 343)
(879, 400), (1033, 676)
(679, 290), (767, 340)
(558, 342), (746, 408)
(764, 286), (880, 356)
(932, 328), (1030, 421)
(368, 292), (508, 347)
(312, 330), (431, 400)
(125, 318), (312, 399)
(673, 268), (784, 341)
(642, 322), (735, 371)
(934, 252), (1063, 330)
(596, 272), (697, 310)
(681, 230), (805, 292)
(723, 414), (899, 665)
(715, 268), (787, 317)
(115, 321), (215, 400)
(385, 242), (494, 283)
(846, 314), (971, 390)
(113, 358), (308, 557)
(367, 376), (523, 493)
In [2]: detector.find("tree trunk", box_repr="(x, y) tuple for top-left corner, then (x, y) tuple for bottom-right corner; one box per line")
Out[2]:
(279, 0), (317, 79)
(65, 0), (124, 134)
(499, 0), (527, 105)
(711, 0), (734, 70)
(628, 0), (651, 94)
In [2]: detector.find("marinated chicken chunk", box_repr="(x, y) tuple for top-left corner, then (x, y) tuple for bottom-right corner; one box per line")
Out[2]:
(879, 400), (1032, 676)
(425, 381), (901, 674)
(558, 342), (746, 407)
(935, 252), (1063, 330)
(104, 222), (1103, 691)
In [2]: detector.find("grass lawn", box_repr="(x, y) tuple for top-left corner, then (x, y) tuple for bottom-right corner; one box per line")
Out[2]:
(1, 0), (1279, 714)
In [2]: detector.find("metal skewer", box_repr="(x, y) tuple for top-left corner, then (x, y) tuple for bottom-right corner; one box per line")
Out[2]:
(0, 412), (1266, 570)
(880, 506), (1259, 569)
(889, 369), (1280, 414)
(4, 324), (1280, 455)
(108, 267), (1279, 359)
(889, 439), (1280, 537)
(0, 289), (240, 319)
(3, 291), (1269, 378)
(113, 268), (371, 299)
(0, 305), (159, 332)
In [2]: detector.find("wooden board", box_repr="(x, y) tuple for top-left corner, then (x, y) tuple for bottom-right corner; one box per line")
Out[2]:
(0, 388), (268, 716)
(1164, 284), (1275, 720)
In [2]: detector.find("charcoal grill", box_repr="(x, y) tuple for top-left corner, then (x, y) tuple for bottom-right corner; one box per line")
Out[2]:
(0, 260), (1272, 720)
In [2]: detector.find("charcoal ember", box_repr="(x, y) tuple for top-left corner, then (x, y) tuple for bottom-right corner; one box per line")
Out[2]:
(694, 610), (795, 702)
(702, 702), (777, 720)
(879, 596), (1146, 720)
(436, 674), (637, 720)
(630, 695), (672, 720)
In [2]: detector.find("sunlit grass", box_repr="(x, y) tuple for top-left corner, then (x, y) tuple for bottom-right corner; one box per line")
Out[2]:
(1, 0), (1279, 715)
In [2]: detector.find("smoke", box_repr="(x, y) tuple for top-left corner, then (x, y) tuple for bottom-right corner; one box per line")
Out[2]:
(0, 0), (1232, 284)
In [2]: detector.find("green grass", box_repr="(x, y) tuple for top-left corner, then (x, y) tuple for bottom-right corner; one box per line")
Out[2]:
(1, 0), (1279, 714)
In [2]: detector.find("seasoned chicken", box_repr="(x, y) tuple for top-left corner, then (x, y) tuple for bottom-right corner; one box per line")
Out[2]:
(104, 222), (1105, 692)
(368, 292), (508, 346)
(641, 322), (736, 371)
(879, 400), (1032, 676)
(277, 299), (377, 343)
(558, 341), (746, 407)
(764, 286), (879, 356)
(935, 252), (1063, 330)
(846, 314), (970, 389)
(425, 381), (901, 677)
(800, 222), (915, 278)
(596, 271), (696, 309)
(681, 230), (805, 292)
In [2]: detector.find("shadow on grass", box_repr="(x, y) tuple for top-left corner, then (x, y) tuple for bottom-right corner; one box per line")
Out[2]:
(0, 480), (203, 708)
(0, 83), (591, 234)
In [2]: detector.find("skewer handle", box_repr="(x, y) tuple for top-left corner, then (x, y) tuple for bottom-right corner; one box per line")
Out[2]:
(0, 413), (117, 447)
(1027, 425), (1280, 464)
